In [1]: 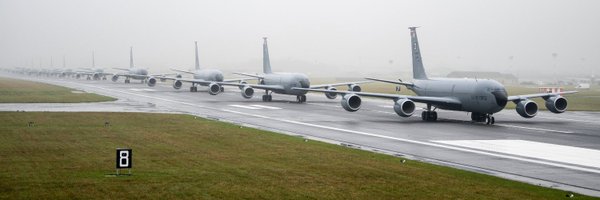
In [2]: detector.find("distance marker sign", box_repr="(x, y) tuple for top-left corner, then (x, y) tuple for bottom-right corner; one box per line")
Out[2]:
(116, 149), (132, 169)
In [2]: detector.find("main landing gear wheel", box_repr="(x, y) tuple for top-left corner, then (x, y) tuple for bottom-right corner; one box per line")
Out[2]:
(486, 115), (495, 125)
(262, 95), (272, 102)
(421, 111), (437, 121)
(471, 112), (495, 125)
(125, 79), (130, 83)
(296, 95), (307, 103)
(190, 86), (198, 92)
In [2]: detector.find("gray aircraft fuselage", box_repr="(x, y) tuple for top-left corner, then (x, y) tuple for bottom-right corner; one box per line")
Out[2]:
(410, 78), (508, 114)
(127, 68), (148, 80)
(193, 69), (224, 86)
(262, 73), (310, 95)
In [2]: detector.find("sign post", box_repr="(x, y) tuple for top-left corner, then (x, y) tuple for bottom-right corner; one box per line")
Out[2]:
(116, 148), (132, 175)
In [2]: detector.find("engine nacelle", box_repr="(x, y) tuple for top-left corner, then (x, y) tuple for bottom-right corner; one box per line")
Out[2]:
(75, 74), (81, 79)
(348, 84), (361, 92)
(393, 98), (416, 117)
(208, 83), (222, 95)
(341, 94), (361, 112)
(516, 100), (538, 118)
(173, 80), (183, 89)
(241, 86), (254, 99)
(93, 73), (101, 80)
(147, 77), (157, 87)
(238, 81), (247, 90)
(545, 96), (568, 113)
(325, 86), (338, 99)
(111, 75), (119, 82)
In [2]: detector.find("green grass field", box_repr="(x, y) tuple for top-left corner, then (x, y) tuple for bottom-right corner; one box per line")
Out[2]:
(0, 112), (594, 199)
(0, 77), (115, 103)
(312, 78), (600, 111)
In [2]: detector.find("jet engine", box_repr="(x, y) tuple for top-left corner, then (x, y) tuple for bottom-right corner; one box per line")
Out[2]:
(393, 98), (416, 117)
(93, 73), (101, 80)
(173, 80), (183, 89)
(341, 94), (361, 112)
(325, 86), (338, 99)
(147, 77), (157, 87)
(238, 81), (247, 90)
(545, 96), (568, 113)
(348, 84), (361, 92)
(241, 86), (254, 99)
(516, 100), (538, 118)
(111, 75), (119, 82)
(208, 83), (222, 95)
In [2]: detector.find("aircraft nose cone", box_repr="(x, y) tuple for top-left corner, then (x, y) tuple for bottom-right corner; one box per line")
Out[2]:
(492, 90), (508, 107)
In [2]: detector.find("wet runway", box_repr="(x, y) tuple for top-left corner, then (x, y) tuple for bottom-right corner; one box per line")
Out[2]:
(3, 74), (600, 196)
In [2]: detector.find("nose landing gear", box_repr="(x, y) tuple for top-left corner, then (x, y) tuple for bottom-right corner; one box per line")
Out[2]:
(296, 95), (307, 103)
(471, 112), (495, 125)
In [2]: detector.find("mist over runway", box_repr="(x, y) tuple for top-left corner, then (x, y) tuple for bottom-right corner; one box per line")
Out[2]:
(3, 74), (600, 197)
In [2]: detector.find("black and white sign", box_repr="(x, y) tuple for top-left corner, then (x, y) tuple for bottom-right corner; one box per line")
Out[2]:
(116, 148), (132, 169)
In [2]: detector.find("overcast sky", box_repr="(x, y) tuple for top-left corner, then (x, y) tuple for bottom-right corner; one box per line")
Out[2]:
(1, 0), (598, 79)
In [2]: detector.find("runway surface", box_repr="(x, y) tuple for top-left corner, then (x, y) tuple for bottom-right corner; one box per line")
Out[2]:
(3, 74), (600, 196)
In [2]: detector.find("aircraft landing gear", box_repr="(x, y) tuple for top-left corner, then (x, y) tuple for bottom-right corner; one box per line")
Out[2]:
(262, 90), (272, 102)
(421, 104), (437, 122)
(296, 95), (307, 103)
(125, 79), (131, 83)
(102, 76), (107, 80)
(86, 76), (91, 80)
(471, 112), (495, 125)
(190, 84), (198, 92)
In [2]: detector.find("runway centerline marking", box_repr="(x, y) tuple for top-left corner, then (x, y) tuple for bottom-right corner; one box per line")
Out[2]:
(229, 105), (261, 110)
(40, 79), (600, 174)
(432, 140), (600, 169)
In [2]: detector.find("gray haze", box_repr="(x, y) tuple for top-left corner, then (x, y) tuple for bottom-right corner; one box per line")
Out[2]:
(1, 0), (598, 79)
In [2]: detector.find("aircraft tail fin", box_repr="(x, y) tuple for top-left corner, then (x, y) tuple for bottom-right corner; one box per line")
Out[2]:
(92, 51), (95, 68)
(262, 37), (272, 74)
(409, 27), (428, 80)
(129, 46), (134, 68)
(194, 41), (200, 70)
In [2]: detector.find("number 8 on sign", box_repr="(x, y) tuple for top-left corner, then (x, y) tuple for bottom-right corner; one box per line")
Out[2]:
(116, 149), (132, 169)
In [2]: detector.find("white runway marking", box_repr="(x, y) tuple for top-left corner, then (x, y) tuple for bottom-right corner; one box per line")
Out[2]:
(129, 88), (156, 92)
(433, 140), (600, 169)
(229, 105), (261, 110)
(228, 104), (282, 110)
(250, 105), (282, 110)
(496, 124), (574, 134)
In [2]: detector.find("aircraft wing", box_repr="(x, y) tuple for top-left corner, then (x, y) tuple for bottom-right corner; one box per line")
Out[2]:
(220, 82), (285, 91)
(170, 68), (195, 75)
(507, 91), (578, 102)
(222, 77), (256, 83)
(233, 72), (265, 79)
(174, 78), (214, 85)
(364, 77), (415, 87)
(294, 88), (462, 106)
(310, 80), (373, 89)
(112, 67), (130, 71)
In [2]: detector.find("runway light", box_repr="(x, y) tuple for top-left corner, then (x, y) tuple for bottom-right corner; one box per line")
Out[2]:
(27, 121), (34, 127)
(104, 121), (110, 127)
(401, 159), (406, 163)
(303, 139), (308, 142)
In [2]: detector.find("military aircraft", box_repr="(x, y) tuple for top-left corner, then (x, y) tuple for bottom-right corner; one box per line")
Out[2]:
(149, 41), (251, 94)
(294, 27), (576, 124)
(220, 37), (370, 103)
(111, 47), (152, 84)
(74, 52), (110, 80)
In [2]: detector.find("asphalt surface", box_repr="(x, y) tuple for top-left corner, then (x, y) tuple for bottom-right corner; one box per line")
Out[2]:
(2, 74), (600, 197)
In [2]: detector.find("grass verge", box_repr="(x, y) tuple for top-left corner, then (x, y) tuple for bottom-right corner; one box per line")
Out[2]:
(0, 112), (594, 199)
(0, 77), (115, 103)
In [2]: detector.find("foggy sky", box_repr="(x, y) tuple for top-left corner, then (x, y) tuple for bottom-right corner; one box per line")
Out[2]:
(1, 0), (598, 79)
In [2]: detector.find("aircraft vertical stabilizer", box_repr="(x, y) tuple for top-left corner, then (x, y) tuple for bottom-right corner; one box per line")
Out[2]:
(409, 27), (428, 80)
(194, 41), (200, 70)
(262, 37), (272, 74)
(129, 47), (134, 68)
